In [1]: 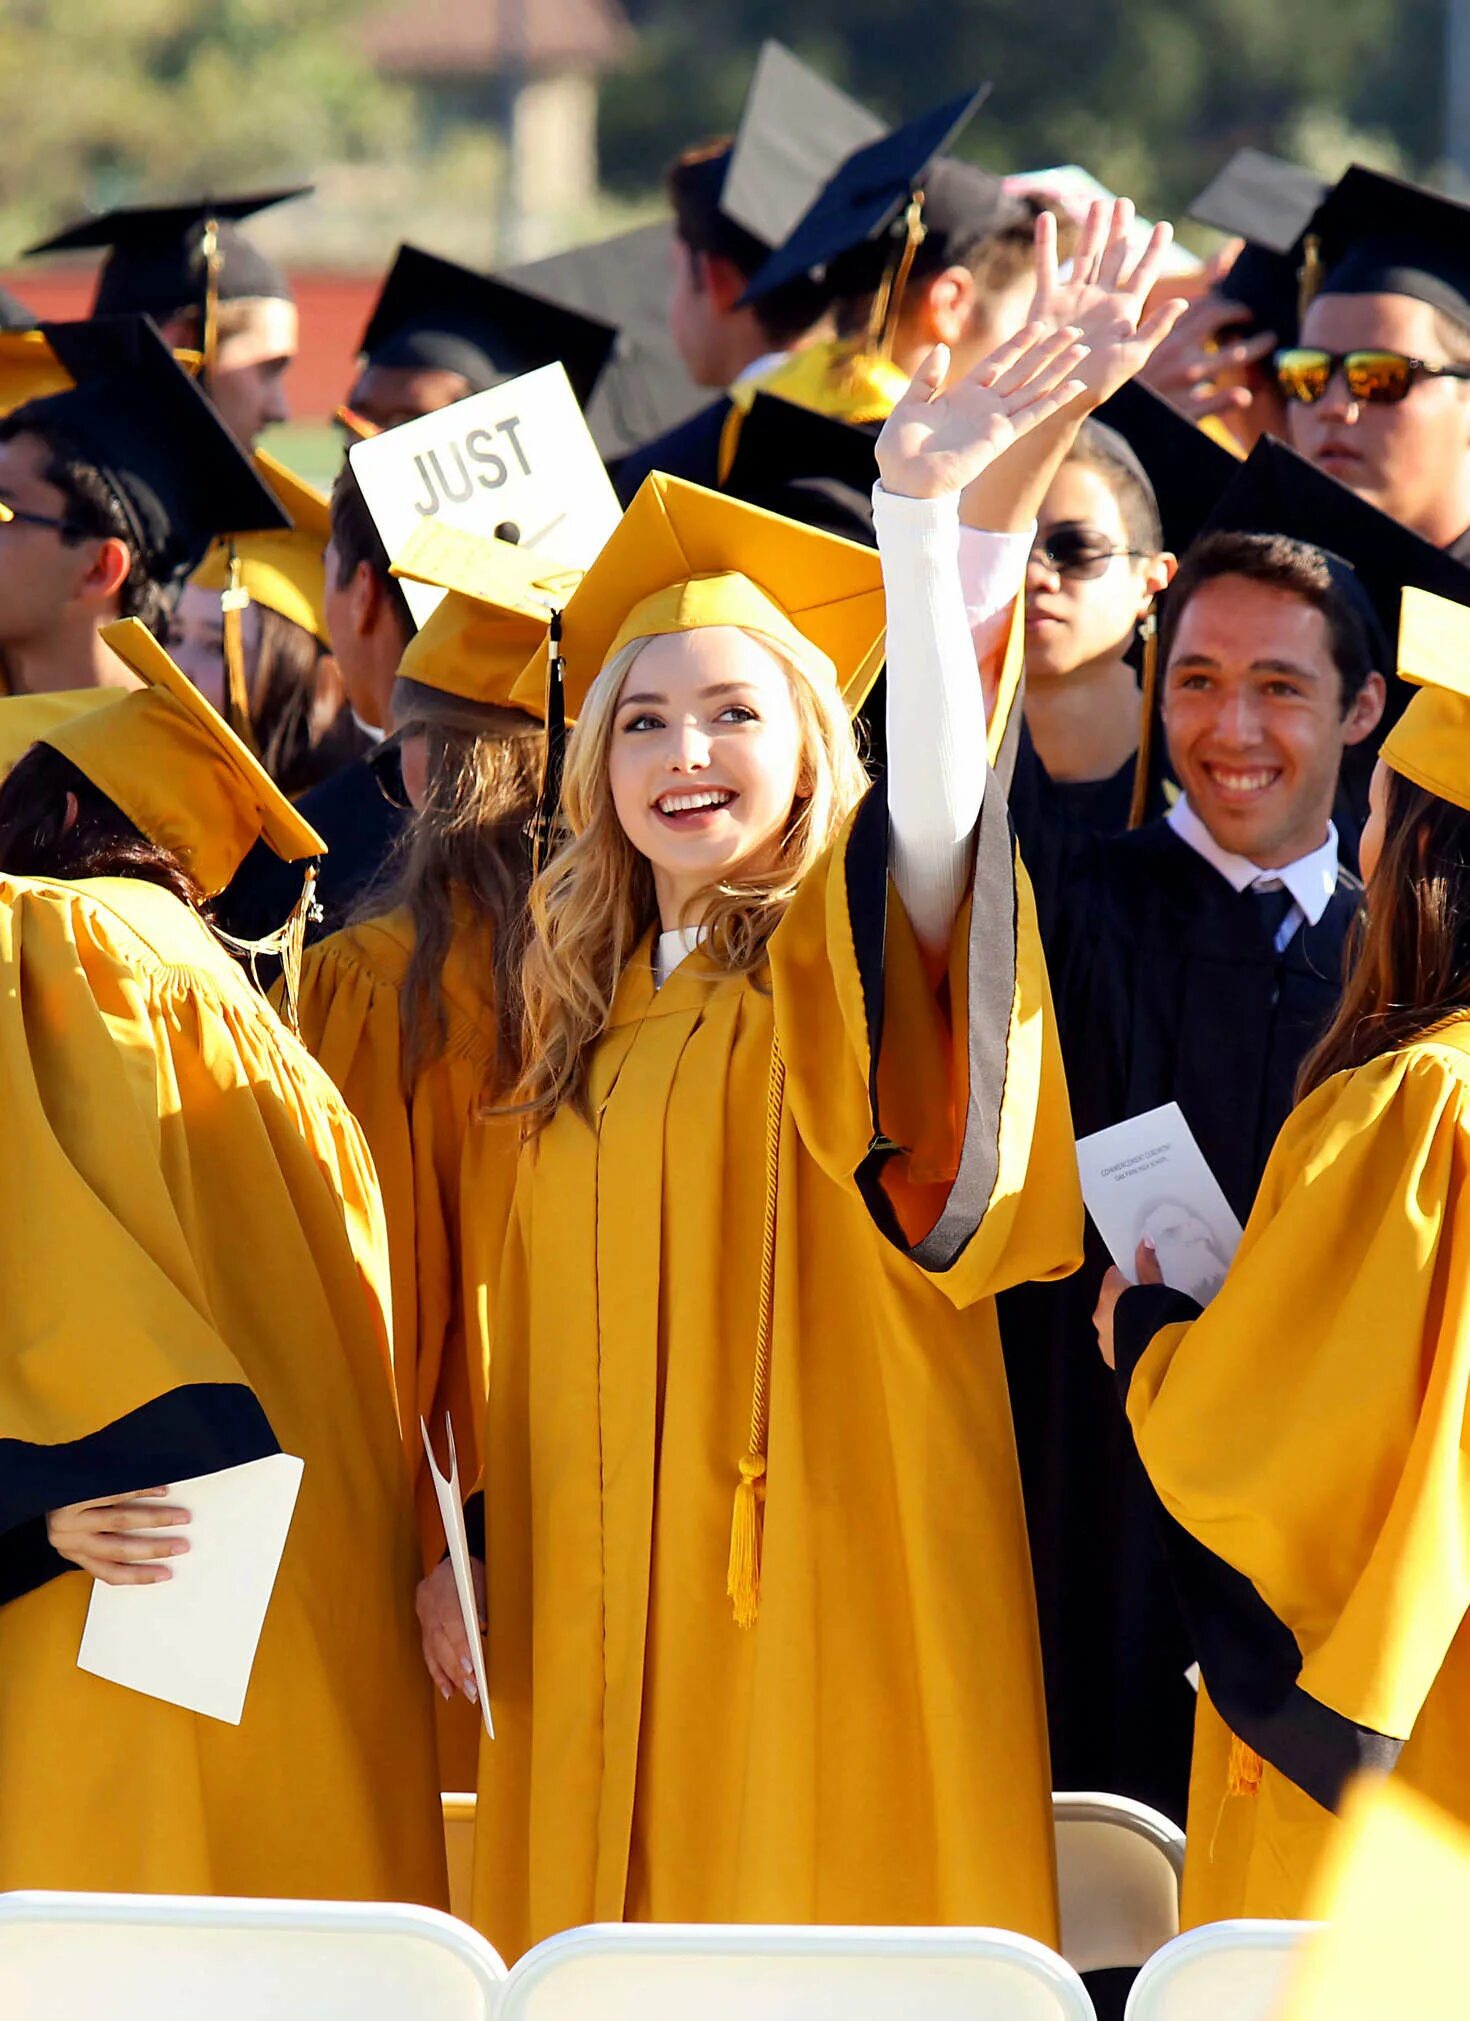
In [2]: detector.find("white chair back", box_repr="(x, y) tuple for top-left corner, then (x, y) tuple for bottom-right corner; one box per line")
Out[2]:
(1124, 1919), (1318, 2021)
(501, 1921), (1097, 2021)
(1053, 1790), (1185, 1973)
(0, 1890), (506, 2021)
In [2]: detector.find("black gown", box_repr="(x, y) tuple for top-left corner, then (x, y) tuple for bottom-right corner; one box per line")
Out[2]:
(612, 397), (731, 504)
(1001, 748), (1362, 1822)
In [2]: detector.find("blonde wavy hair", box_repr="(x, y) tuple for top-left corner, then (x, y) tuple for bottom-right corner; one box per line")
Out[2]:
(516, 625), (870, 1121)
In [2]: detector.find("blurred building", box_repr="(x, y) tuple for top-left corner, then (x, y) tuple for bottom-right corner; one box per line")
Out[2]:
(360, 0), (635, 255)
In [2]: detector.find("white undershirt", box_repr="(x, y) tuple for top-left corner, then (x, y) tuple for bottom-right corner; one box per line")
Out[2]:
(1167, 796), (1340, 951)
(652, 490), (1028, 989)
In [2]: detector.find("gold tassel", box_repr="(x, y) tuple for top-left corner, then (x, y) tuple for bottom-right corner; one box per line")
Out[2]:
(1227, 1731), (1265, 1798)
(1297, 231), (1324, 325)
(726, 1035), (785, 1627)
(201, 212), (221, 386)
(220, 546), (260, 755)
(212, 862), (321, 1034)
(865, 191), (928, 363)
(1127, 607), (1159, 831)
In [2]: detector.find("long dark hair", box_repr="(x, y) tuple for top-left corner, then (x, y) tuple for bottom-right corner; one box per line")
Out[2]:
(364, 710), (540, 1097)
(1300, 767), (1470, 1094)
(0, 743), (205, 909)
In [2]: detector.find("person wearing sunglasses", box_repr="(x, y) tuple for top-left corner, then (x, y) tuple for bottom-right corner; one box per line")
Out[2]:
(1282, 167), (1470, 561)
(1018, 418), (1177, 834)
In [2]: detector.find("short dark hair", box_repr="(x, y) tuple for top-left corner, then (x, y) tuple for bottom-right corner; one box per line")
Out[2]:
(1066, 420), (1164, 554)
(0, 411), (171, 639)
(666, 139), (826, 347)
(328, 458), (414, 643)
(1160, 530), (1379, 714)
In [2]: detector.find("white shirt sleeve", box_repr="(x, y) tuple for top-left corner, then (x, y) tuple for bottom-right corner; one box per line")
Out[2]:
(873, 483), (1032, 954)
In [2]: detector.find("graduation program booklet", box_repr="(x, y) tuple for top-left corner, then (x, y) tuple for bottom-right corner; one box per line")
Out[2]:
(77, 1452), (304, 1725)
(1076, 1101), (1244, 1303)
(422, 1416), (493, 1739)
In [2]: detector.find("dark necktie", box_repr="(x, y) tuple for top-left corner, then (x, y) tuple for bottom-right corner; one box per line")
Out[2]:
(1249, 881), (1296, 948)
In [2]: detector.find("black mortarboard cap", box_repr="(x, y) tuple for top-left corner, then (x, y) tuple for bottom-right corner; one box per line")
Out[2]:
(358, 243), (618, 408)
(723, 391), (879, 541)
(1302, 165), (1470, 324)
(1196, 436), (1470, 659)
(1091, 381), (1240, 556)
(26, 189), (309, 321)
(21, 316), (290, 586)
(720, 40), (887, 252)
(1189, 148), (1328, 339)
(504, 224), (707, 460)
(739, 87), (991, 305)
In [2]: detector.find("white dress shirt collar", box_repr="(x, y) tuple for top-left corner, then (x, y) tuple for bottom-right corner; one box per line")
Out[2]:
(1166, 795), (1341, 933)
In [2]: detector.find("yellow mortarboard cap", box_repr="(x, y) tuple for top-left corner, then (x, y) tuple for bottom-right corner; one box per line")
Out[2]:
(0, 689), (120, 778)
(0, 330), (73, 416)
(1383, 585), (1470, 812)
(40, 619), (326, 896)
(1275, 1778), (1470, 2018)
(189, 449), (331, 644)
(506, 472), (887, 721)
(391, 520), (581, 718)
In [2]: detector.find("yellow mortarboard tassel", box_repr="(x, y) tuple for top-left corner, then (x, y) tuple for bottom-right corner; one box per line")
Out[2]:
(201, 212), (221, 385)
(1128, 607), (1160, 830)
(727, 1033), (785, 1628)
(219, 545), (261, 755)
(1297, 230), (1324, 324)
(865, 190), (928, 364)
(212, 862), (323, 1034)
(1226, 1730), (1265, 1798)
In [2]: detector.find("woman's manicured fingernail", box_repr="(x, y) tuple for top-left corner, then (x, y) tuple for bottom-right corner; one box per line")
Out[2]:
(460, 1657), (474, 1678)
(440, 1684), (452, 1702)
(465, 1681), (479, 1704)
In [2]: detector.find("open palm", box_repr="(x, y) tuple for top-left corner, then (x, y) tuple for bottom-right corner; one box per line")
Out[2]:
(1028, 196), (1189, 407)
(876, 322), (1090, 501)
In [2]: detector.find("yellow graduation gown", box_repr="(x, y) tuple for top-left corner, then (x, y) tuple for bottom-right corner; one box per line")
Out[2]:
(292, 904), (520, 1789)
(1117, 1018), (1470, 1924)
(292, 905), (518, 1563)
(0, 874), (446, 1904)
(472, 784), (1083, 1959)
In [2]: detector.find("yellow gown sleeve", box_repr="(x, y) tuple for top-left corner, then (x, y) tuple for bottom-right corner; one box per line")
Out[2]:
(768, 767), (1083, 1312)
(292, 913), (506, 1565)
(0, 875), (381, 1581)
(1119, 1040), (1470, 1807)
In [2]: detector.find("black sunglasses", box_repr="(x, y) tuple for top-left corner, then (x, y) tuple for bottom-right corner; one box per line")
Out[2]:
(1031, 526), (1149, 580)
(1273, 346), (1470, 406)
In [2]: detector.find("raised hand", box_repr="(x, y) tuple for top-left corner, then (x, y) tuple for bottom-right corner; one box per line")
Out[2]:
(876, 322), (1090, 502)
(1028, 196), (1190, 408)
(1137, 239), (1284, 448)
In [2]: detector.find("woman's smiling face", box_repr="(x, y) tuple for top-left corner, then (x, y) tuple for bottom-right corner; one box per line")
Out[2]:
(606, 626), (806, 928)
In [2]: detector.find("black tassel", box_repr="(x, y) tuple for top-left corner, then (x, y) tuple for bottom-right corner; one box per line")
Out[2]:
(529, 609), (567, 874)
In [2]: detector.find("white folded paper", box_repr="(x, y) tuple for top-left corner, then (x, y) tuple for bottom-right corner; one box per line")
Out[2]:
(1076, 1100), (1243, 1303)
(421, 1415), (493, 1738)
(77, 1451), (303, 1725)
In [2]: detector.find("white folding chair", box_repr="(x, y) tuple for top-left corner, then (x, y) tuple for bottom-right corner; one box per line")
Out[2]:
(0, 1890), (506, 2021)
(500, 1920), (1097, 2021)
(443, 1792), (477, 1924)
(1123, 1919), (1319, 2021)
(1053, 1791), (1185, 1974)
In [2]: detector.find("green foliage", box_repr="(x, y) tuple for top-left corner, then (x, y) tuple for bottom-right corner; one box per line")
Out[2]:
(602, 0), (1451, 215)
(0, 0), (403, 245)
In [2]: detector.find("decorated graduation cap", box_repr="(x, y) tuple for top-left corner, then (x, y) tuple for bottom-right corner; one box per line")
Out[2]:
(1296, 165), (1470, 325)
(357, 244), (618, 410)
(1091, 380), (1240, 557)
(190, 449), (331, 644)
(507, 471), (887, 725)
(390, 519), (571, 722)
(739, 88), (991, 316)
(14, 316), (289, 587)
(1383, 585), (1470, 812)
(506, 223), (706, 460)
(26, 188), (308, 325)
(1189, 148), (1329, 339)
(41, 618), (325, 897)
(719, 40), (887, 253)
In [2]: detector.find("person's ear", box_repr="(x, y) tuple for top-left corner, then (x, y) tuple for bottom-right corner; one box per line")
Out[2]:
(701, 252), (748, 317)
(1137, 551), (1176, 618)
(77, 536), (132, 606)
(349, 559), (383, 640)
(1342, 668), (1387, 747)
(920, 266), (978, 348)
(60, 789), (79, 836)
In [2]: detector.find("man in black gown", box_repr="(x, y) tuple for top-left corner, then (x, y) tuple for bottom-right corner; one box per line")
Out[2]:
(1004, 440), (1470, 1827)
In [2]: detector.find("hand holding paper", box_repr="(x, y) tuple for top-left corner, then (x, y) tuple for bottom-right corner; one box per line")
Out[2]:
(1076, 1101), (1243, 1302)
(421, 1416), (493, 1739)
